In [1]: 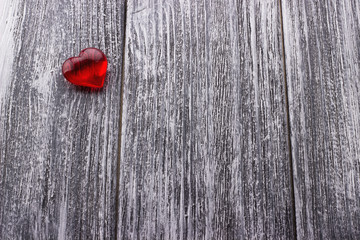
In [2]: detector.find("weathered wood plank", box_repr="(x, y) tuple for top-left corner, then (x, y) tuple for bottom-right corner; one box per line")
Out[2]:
(118, 0), (295, 239)
(0, 0), (125, 239)
(281, 0), (360, 238)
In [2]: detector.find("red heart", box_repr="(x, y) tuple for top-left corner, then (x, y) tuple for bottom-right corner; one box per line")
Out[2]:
(62, 48), (107, 88)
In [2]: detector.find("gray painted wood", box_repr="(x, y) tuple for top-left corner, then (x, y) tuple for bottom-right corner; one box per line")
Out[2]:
(4, 0), (359, 239)
(0, 0), (125, 239)
(118, 0), (295, 239)
(281, 0), (360, 239)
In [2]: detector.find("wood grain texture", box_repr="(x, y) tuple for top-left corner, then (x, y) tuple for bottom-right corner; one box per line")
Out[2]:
(281, 0), (360, 239)
(118, 0), (295, 239)
(0, 0), (125, 239)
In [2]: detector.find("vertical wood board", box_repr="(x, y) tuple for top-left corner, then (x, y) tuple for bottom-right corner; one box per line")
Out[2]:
(282, 0), (360, 238)
(0, 0), (125, 239)
(118, 0), (295, 239)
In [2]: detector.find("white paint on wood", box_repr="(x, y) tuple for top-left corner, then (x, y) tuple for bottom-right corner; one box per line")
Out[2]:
(0, 0), (19, 106)
(118, 0), (295, 239)
(282, 0), (360, 238)
(2, 0), (358, 238)
(0, 0), (125, 239)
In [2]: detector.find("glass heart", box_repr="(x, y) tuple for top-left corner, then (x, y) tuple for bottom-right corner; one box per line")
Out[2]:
(62, 48), (107, 88)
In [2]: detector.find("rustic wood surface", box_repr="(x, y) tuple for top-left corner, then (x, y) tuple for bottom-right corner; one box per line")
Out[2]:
(118, 0), (294, 239)
(0, 0), (125, 239)
(281, 0), (360, 239)
(0, 0), (359, 239)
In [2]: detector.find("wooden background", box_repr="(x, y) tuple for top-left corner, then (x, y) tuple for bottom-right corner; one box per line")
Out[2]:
(0, 0), (359, 239)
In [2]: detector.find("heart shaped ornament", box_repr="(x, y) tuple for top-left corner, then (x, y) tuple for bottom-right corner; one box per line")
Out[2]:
(62, 48), (108, 88)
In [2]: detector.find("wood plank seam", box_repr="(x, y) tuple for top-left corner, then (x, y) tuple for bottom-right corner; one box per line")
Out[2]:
(115, 1), (128, 239)
(278, 0), (298, 239)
